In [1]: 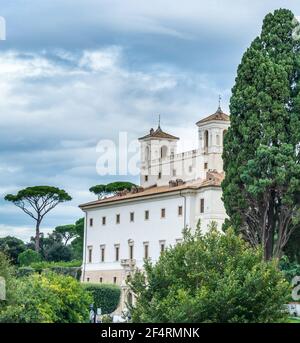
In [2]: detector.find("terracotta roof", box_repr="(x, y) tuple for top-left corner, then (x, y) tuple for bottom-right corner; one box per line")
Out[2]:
(138, 126), (179, 141)
(79, 171), (224, 209)
(196, 107), (230, 125)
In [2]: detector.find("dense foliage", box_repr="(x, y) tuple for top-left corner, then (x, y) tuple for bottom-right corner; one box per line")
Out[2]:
(82, 283), (121, 314)
(0, 236), (26, 264)
(129, 225), (290, 323)
(18, 249), (41, 266)
(0, 252), (16, 309)
(222, 9), (300, 260)
(0, 272), (91, 323)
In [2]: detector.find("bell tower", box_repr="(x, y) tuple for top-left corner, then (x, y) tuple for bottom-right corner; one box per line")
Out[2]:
(196, 101), (230, 173)
(139, 117), (179, 187)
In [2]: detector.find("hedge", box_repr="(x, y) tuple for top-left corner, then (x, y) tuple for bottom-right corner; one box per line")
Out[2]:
(82, 283), (121, 314)
(17, 267), (35, 278)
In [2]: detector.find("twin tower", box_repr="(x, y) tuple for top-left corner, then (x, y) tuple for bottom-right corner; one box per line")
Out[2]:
(139, 106), (230, 188)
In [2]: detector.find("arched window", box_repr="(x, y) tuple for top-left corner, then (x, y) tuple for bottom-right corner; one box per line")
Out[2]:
(145, 146), (150, 160)
(204, 130), (209, 150)
(160, 145), (168, 158)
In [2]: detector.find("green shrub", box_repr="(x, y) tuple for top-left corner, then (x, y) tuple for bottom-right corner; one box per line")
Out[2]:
(0, 272), (92, 323)
(17, 267), (35, 278)
(18, 249), (41, 266)
(82, 283), (121, 314)
(129, 225), (290, 323)
(279, 256), (300, 282)
(0, 252), (16, 308)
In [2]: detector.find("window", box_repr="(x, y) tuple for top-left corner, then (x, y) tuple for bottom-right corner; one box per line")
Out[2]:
(130, 212), (134, 222)
(145, 210), (149, 220)
(116, 214), (120, 224)
(87, 277), (90, 282)
(158, 172), (162, 179)
(115, 245), (120, 261)
(160, 146), (168, 158)
(200, 198), (205, 213)
(100, 245), (105, 262)
(89, 218), (93, 227)
(129, 244), (134, 260)
(102, 216), (106, 225)
(216, 134), (220, 145)
(113, 277), (117, 284)
(88, 247), (92, 263)
(144, 242), (149, 259)
(189, 165), (192, 173)
(204, 130), (209, 150)
(178, 206), (183, 216)
(145, 175), (148, 182)
(160, 241), (166, 254)
(161, 208), (166, 218)
(176, 238), (183, 244)
(172, 169), (176, 177)
(204, 162), (208, 169)
(99, 277), (103, 283)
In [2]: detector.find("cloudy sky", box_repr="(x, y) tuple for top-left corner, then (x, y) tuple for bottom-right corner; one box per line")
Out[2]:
(0, 0), (299, 241)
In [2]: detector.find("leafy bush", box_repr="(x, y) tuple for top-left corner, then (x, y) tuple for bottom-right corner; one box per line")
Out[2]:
(82, 283), (121, 314)
(0, 252), (16, 308)
(16, 267), (35, 278)
(279, 256), (300, 282)
(129, 225), (290, 323)
(0, 272), (92, 323)
(0, 237), (26, 264)
(18, 249), (41, 266)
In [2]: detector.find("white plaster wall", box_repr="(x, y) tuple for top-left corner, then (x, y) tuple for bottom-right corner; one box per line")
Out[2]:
(84, 194), (186, 271)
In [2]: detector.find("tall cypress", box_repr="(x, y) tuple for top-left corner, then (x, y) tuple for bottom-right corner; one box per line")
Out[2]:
(222, 9), (300, 260)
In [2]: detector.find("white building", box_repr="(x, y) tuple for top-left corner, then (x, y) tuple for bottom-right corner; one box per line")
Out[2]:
(79, 106), (230, 309)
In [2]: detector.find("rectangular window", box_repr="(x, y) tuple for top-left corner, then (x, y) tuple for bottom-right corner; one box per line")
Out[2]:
(160, 241), (166, 254)
(116, 214), (120, 224)
(130, 212), (134, 222)
(204, 162), (208, 169)
(172, 169), (176, 177)
(144, 242), (149, 259)
(158, 172), (162, 179)
(113, 277), (117, 284)
(89, 218), (93, 227)
(161, 208), (166, 218)
(145, 175), (148, 182)
(88, 247), (92, 263)
(99, 277), (103, 283)
(178, 206), (183, 216)
(189, 165), (192, 173)
(145, 210), (149, 220)
(102, 216), (106, 225)
(87, 277), (90, 282)
(115, 245), (120, 261)
(200, 198), (205, 213)
(100, 245), (105, 262)
(129, 244), (134, 259)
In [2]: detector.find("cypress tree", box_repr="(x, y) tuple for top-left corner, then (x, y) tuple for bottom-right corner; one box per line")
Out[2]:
(222, 9), (300, 260)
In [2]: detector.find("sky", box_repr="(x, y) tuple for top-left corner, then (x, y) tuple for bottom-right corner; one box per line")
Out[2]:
(0, 0), (299, 241)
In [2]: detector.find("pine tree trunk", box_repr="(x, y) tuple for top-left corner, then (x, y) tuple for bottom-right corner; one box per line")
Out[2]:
(35, 221), (40, 252)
